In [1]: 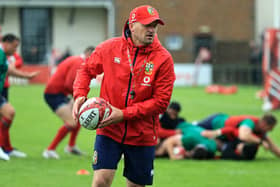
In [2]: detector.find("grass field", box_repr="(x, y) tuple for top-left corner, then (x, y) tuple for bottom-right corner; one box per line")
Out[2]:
(1, 85), (280, 187)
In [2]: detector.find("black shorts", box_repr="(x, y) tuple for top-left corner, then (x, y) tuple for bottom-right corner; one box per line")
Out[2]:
(44, 93), (70, 112)
(221, 139), (258, 160)
(93, 135), (155, 185)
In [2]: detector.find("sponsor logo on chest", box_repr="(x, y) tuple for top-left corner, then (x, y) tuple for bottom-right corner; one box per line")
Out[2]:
(141, 61), (155, 86)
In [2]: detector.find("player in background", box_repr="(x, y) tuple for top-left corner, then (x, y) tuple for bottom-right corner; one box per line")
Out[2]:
(72, 5), (175, 187)
(156, 102), (185, 157)
(42, 46), (95, 159)
(156, 120), (264, 160)
(159, 101), (185, 130)
(0, 34), (39, 161)
(0, 26), (24, 100)
(158, 101), (185, 139)
(198, 113), (280, 160)
(156, 121), (219, 160)
(2, 53), (24, 100)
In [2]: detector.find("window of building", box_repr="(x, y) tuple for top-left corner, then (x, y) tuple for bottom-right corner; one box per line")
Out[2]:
(20, 8), (52, 64)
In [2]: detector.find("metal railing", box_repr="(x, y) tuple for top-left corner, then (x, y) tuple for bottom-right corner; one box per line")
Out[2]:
(213, 63), (263, 85)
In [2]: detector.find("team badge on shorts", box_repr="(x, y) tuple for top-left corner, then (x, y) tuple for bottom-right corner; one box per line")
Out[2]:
(92, 150), (98, 165)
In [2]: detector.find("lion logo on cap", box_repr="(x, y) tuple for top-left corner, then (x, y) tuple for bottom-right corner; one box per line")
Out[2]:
(147, 7), (155, 15)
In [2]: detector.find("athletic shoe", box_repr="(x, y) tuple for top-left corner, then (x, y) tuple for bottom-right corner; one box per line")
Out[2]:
(7, 149), (27, 158)
(0, 147), (10, 161)
(64, 145), (84, 156)
(262, 100), (273, 112)
(43, 150), (60, 159)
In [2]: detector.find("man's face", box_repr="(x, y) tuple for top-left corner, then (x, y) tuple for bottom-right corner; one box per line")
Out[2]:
(4, 40), (19, 56)
(130, 21), (159, 46)
(167, 108), (179, 120)
(258, 120), (275, 133)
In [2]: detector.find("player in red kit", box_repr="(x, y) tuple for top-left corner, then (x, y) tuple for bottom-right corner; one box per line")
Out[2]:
(42, 46), (95, 159)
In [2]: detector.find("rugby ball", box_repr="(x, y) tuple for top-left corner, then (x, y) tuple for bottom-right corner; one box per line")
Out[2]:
(78, 97), (112, 130)
(173, 146), (187, 158)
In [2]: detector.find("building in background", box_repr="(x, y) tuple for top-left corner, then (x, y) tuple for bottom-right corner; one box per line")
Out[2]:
(0, 0), (114, 64)
(0, 0), (279, 85)
(115, 0), (255, 64)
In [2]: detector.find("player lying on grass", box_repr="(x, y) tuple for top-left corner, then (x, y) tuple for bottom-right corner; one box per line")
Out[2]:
(155, 121), (221, 160)
(197, 113), (280, 160)
(155, 120), (274, 160)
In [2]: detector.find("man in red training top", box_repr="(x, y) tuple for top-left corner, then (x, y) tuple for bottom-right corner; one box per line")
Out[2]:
(72, 5), (175, 187)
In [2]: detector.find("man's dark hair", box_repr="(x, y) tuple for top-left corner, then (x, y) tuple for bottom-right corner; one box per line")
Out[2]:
(84, 46), (95, 54)
(2, 34), (19, 43)
(191, 146), (209, 160)
(262, 114), (277, 126)
(169, 101), (181, 112)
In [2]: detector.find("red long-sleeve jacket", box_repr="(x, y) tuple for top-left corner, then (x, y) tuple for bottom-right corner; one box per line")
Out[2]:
(45, 56), (84, 95)
(73, 23), (175, 146)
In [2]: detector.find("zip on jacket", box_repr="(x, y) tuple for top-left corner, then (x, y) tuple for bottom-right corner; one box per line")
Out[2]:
(122, 47), (139, 144)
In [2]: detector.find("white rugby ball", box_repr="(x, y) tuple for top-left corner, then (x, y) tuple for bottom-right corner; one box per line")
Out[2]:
(78, 97), (112, 130)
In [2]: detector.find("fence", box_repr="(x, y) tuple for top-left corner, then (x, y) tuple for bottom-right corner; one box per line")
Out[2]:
(213, 63), (263, 85)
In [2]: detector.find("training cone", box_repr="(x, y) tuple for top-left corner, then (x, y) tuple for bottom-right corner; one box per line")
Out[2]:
(76, 169), (90, 175)
(205, 85), (221, 94)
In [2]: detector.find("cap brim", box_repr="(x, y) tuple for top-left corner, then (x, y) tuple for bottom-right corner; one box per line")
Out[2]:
(139, 17), (165, 25)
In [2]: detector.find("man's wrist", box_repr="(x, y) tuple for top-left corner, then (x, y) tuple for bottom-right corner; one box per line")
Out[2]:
(75, 95), (86, 101)
(216, 129), (222, 137)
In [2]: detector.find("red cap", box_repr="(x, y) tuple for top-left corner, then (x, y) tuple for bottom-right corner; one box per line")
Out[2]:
(129, 5), (164, 25)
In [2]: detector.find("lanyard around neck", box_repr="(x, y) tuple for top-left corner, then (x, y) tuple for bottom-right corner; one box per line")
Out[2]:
(126, 47), (150, 92)
(126, 47), (135, 76)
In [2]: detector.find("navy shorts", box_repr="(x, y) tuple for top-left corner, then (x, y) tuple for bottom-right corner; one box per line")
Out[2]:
(197, 113), (224, 129)
(0, 95), (7, 108)
(1, 87), (8, 100)
(93, 135), (155, 185)
(44, 93), (70, 112)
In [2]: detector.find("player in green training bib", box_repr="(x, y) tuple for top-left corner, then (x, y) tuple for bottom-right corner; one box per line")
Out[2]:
(155, 121), (221, 160)
(0, 46), (9, 94)
(0, 34), (39, 161)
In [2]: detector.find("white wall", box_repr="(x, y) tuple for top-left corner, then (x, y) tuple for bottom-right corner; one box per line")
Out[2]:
(255, 0), (280, 43)
(53, 7), (107, 55)
(1, 8), (21, 50)
(1, 8), (20, 36)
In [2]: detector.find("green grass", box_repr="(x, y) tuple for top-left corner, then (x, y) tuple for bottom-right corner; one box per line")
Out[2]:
(1, 85), (280, 187)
